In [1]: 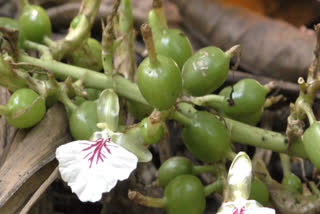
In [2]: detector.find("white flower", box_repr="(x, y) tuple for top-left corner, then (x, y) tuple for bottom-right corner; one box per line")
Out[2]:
(217, 152), (275, 214)
(56, 131), (138, 202)
(217, 198), (275, 214)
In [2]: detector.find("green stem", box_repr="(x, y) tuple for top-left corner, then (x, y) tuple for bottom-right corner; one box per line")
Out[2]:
(128, 190), (166, 208)
(15, 54), (307, 158)
(19, 54), (148, 105)
(0, 105), (9, 116)
(193, 165), (215, 175)
(169, 110), (192, 126)
(299, 102), (316, 125)
(152, 0), (168, 31)
(43, 36), (55, 47)
(79, 0), (102, 27)
(176, 103), (197, 117)
(189, 94), (224, 109)
(204, 178), (224, 197)
(226, 150), (237, 161)
(58, 94), (77, 112)
(119, 0), (133, 33)
(49, 0), (102, 60)
(177, 103), (304, 157)
(225, 117), (287, 152)
(23, 40), (52, 60)
(280, 153), (291, 177)
(52, 15), (90, 60)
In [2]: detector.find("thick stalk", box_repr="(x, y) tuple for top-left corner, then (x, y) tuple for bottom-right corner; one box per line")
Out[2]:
(225, 117), (287, 152)
(19, 55), (148, 105)
(176, 103), (304, 156)
(16, 54), (307, 157)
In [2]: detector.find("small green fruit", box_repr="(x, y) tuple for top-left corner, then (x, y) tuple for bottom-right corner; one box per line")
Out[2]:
(158, 156), (193, 187)
(137, 55), (182, 110)
(182, 111), (231, 163)
(182, 46), (230, 96)
(6, 88), (46, 128)
(249, 177), (269, 206)
(222, 79), (268, 116)
(69, 101), (99, 140)
(282, 172), (302, 194)
(19, 5), (52, 43)
(165, 175), (206, 214)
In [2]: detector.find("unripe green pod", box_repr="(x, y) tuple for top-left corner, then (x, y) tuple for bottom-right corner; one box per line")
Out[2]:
(19, 4), (52, 43)
(137, 55), (182, 110)
(182, 111), (231, 163)
(158, 156), (194, 187)
(303, 122), (320, 170)
(6, 88), (46, 128)
(219, 86), (263, 126)
(69, 101), (99, 140)
(222, 79), (268, 116)
(182, 46), (230, 96)
(249, 177), (270, 206)
(154, 29), (193, 69)
(148, 6), (193, 69)
(71, 38), (103, 71)
(164, 175), (206, 214)
(140, 116), (164, 145)
(282, 172), (302, 194)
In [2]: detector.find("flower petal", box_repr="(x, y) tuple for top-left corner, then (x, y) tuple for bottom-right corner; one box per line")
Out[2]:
(56, 138), (138, 202)
(217, 199), (275, 214)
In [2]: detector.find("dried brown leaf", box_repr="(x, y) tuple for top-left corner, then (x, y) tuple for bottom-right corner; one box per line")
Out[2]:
(0, 104), (71, 207)
(171, 0), (316, 82)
